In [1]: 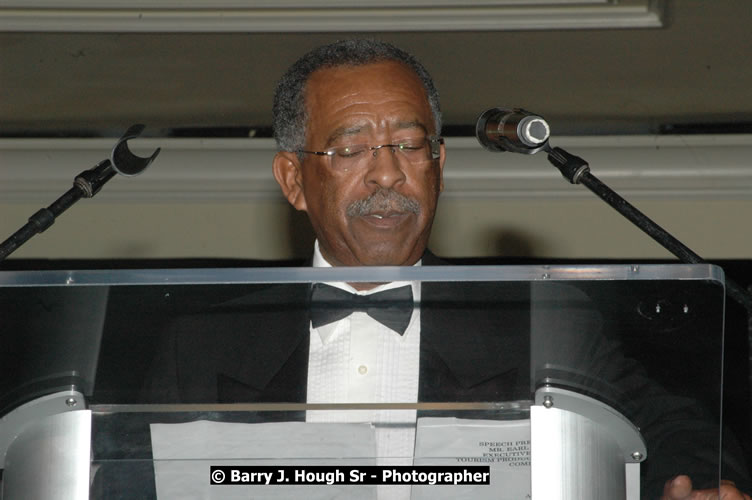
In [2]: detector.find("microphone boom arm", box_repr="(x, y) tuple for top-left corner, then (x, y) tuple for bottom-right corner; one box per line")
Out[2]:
(545, 144), (752, 311)
(475, 106), (752, 310)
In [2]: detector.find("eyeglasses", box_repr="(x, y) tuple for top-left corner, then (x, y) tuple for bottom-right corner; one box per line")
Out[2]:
(298, 136), (443, 171)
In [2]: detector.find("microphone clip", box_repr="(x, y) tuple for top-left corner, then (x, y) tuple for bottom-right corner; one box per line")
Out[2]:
(547, 147), (590, 185)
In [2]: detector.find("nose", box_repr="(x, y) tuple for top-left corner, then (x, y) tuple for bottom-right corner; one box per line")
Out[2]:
(364, 146), (407, 190)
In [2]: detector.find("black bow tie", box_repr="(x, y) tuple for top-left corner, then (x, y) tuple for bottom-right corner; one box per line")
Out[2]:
(309, 283), (414, 335)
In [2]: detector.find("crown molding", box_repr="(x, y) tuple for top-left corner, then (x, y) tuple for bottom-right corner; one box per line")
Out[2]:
(0, 0), (663, 32)
(2, 134), (752, 203)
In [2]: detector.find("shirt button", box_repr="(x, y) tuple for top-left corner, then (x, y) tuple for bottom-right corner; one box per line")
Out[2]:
(358, 365), (368, 375)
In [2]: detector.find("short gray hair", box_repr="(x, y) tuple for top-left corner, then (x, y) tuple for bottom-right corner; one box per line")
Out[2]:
(272, 39), (442, 153)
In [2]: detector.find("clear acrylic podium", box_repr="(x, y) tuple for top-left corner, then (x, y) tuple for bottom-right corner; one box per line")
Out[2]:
(0, 264), (725, 499)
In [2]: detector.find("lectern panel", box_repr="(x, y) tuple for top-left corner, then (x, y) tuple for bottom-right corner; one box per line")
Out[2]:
(0, 264), (725, 499)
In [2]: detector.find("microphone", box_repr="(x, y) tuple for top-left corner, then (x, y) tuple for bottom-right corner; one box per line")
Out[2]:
(476, 107), (550, 154)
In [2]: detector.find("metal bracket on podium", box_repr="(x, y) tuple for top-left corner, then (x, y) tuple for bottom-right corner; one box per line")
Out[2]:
(531, 386), (646, 500)
(1, 390), (91, 500)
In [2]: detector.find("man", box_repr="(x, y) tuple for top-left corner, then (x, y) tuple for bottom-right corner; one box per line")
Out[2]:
(268, 39), (750, 500)
(271, 39), (446, 488)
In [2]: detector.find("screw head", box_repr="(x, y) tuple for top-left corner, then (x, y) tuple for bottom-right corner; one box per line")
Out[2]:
(65, 397), (78, 407)
(542, 395), (554, 409)
(631, 451), (643, 461)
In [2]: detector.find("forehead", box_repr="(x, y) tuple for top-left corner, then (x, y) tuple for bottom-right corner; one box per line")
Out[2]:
(303, 61), (434, 141)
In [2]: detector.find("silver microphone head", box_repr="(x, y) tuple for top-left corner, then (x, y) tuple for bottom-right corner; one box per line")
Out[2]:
(476, 107), (550, 154)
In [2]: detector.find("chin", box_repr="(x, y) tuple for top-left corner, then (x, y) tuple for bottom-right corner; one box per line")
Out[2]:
(368, 237), (428, 265)
(356, 249), (419, 267)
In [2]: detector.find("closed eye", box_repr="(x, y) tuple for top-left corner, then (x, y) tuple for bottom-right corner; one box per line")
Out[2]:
(334, 145), (368, 158)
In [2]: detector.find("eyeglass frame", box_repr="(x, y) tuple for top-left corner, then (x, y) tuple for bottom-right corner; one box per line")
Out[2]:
(296, 136), (444, 170)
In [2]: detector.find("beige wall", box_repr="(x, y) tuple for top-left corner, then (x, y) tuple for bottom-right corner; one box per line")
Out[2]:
(432, 198), (752, 260)
(2, 197), (750, 262)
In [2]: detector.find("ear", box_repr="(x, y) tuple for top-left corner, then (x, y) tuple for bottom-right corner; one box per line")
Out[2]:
(437, 141), (446, 193)
(272, 151), (308, 212)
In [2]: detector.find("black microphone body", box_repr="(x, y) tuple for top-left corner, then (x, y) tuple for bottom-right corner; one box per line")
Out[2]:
(476, 107), (550, 154)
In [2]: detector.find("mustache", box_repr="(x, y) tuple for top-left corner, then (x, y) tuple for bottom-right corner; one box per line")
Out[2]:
(346, 189), (421, 217)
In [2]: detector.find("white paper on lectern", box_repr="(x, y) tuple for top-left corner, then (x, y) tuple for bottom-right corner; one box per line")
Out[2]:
(412, 417), (531, 500)
(150, 420), (377, 500)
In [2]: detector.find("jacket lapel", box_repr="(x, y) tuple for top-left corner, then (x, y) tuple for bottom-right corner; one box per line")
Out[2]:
(419, 254), (532, 402)
(176, 283), (311, 403)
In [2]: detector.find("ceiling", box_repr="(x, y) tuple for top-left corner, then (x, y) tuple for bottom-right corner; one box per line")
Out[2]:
(1, 0), (751, 138)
